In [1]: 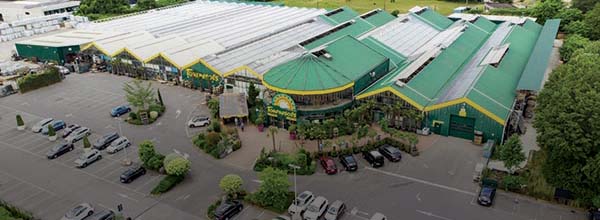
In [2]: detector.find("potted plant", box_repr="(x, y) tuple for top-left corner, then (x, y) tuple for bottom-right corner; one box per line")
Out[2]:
(16, 114), (25, 130)
(255, 117), (264, 132)
(288, 124), (297, 140)
(47, 124), (56, 141)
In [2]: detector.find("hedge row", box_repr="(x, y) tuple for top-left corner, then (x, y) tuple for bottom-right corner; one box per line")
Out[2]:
(151, 175), (184, 195)
(0, 200), (34, 220)
(17, 67), (62, 93)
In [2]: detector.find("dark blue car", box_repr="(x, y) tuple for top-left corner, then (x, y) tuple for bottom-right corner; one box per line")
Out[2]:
(111, 105), (131, 117)
(42, 120), (66, 135)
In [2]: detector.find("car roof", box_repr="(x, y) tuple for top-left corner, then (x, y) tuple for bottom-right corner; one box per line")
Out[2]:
(84, 149), (98, 156)
(370, 151), (383, 157)
(312, 196), (326, 204)
(330, 200), (343, 208)
(298, 191), (313, 199)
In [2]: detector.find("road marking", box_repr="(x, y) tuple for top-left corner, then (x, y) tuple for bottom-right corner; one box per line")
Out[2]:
(0, 169), (58, 196)
(135, 174), (161, 192)
(416, 210), (454, 220)
(118, 193), (139, 203)
(365, 167), (476, 196)
(416, 192), (422, 202)
(175, 109), (181, 119)
(65, 113), (73, 118)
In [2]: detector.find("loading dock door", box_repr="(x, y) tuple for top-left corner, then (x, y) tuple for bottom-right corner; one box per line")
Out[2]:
(449, 115), (475, 140)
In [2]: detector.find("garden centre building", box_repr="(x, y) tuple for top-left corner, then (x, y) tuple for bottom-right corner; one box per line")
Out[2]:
(14, 1), (560, 144)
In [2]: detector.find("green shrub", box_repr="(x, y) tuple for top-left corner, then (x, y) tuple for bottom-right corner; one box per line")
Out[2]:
(47, 124), (56, 137)
(0, 200), (34, 220)
(206, 200), (221, 219)
(17, 67), (62, 93)
(254, 149), (316, 175)
(149, 111), (158, 119)
(210, 121), (221, 133)
(146, 154), (165, 171)
(148, 103), (165, 114)
(164, 157), (191, 176)
(16, 115), (24, 127)
(151, 175), (184, 195)
(129, 112), (138, 120)
(501, 175), (526, 192)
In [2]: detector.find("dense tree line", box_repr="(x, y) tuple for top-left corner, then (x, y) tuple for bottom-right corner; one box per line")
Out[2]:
(76, 0), (188, 19)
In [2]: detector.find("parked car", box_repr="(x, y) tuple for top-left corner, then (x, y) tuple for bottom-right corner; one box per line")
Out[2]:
(120, 165), (146, 183)
(303, 196), (329, 220)
(61, 203), (94, 220)
(57, 66), (70, 75)
(62, 124), (81, 138)
(0, 84), (16, 97)
(41, 120), (66, 135)
(378, 145), (402, 162)
(65, 127), (90, 143)
(477, 186), (497, 206)
(93, 132), (119, 150)
(187, 116), (210, 128)
(47, 142), (74, 159)
(324, 200), (346, 220)
(87, 209), (115, 220)
(213, 200), (243, 220)
(362, 150), (384, 168)
(320, 156), (338, 175)
(370, 213), (387, 220)
(110, 105), (131, 117)
(288, 191), (315, 216)
(339, 154), (358, 171)
(74, 149), (102, 168)
(106, 136), (130, 154)
(31, 118), (54, 133)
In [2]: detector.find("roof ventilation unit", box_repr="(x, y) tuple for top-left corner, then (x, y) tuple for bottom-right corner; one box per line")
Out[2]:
(395, 81), (406, 87)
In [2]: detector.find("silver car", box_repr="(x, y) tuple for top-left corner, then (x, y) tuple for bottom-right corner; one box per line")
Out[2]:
(288, 191), (315, 216)
(61, 203), (94, 220)
(31, 118), (53, 133)
(303, 196), (328, 220)
(65, 127), (90, 143)
(106, 136), (130, 154)
(74, 149), (102, 168)
(324, 200), (345, 220)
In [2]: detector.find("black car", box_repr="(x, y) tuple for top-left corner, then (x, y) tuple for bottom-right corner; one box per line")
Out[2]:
(120, 165), (146, 183)
(477, 186), (496, 206)
(363, 150), (384, 168)
(46, 142), (74, 159)
(214, 200), (243, 220)
(339, 154), (358, 171)
(87, 209), (115, 220)
(378, 145), (402, 162)
(93, 132), (119, 150)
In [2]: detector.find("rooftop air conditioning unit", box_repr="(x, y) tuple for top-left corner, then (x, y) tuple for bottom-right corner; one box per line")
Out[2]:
(322, 53), (332, 59)
(395, 81), (406, 87)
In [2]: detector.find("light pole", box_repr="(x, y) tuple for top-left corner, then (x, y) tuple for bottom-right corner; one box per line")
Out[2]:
(288, 164), (301, 220)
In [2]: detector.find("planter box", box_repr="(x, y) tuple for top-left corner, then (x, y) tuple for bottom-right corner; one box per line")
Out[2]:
(17, 125), (25, 131)
(48, 135), (57, 141)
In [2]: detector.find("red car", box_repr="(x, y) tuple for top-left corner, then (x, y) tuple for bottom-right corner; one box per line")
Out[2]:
(320, 156), (338, 175)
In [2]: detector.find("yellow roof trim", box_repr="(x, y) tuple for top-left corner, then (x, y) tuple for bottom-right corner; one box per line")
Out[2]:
(222, 65), (263, 80)
(181, 58), (222, 75)
(144, 52), (182, 69)
(463, 98), (505, 125)
(262, 80), (355, 95)
(424, 98), (468, 111)
(356, 87), (425, 110)
(81, 42), (112, 57)
(119, 48), (144, 62)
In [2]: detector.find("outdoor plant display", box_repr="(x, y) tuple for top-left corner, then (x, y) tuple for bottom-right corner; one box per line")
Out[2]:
(254, 148), (315, 175)
(123, 80), (165, 125)
(193, 127), (241, 159)
(15, 115), (24, 130)
(16, 67), (62, 93)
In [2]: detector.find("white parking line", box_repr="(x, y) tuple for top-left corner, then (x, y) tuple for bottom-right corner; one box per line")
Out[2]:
(416, 209), (454, 220)
(365, 167), (477, 196)
(0, 169), (57, 197)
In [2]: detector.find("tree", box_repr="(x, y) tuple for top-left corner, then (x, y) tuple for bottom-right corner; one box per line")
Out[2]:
(572, 0), (600, 12)
(83, 134), (91, 149)
(138, 140), (165, 170)
(164, 157), (191, 176)
(219, 174), (243, 197)
(247, 82), (259, 107)
(249, 167), (291, 211)
(582, 4), (600, 40)
(15, 114), (24, 127)
(157, 88), (164, 106)
(268, 126), (278, 152)
(136, 0), (158, 10)
(534, 50), (600, 204)
(530, 0), (564, 24)
(556, 8), (583, 31)
(207, 98), (219, 118)
(496, 135), (526, 173)
(560, 34), (590, 62)
(123, 80), (155, 111)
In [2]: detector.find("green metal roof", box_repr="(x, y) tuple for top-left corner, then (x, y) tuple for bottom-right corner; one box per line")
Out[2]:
(324, 6), (360, 25)
(472, 16), (497, 33)
(361, 36), (407, 67)
(522, 19), (543, 33)
(361, 10), (396, 27)
(301, 18), (375, 50)
(517, 19), (560, 91)
(264, 36), (387, 93)
(467, 24), (541, 121)
(414, 9), (454, 30)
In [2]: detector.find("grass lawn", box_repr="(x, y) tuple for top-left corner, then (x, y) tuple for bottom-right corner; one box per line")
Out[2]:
(279, 0), (482, 15)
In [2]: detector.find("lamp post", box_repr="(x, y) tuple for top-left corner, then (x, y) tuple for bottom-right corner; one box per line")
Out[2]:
(288, 164), (301, 220)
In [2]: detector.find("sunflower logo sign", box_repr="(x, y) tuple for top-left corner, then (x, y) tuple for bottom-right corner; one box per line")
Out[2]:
(267, 93), (297, 121)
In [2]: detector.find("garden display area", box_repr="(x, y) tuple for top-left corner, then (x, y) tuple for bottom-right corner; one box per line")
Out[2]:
(17, 66), (62, 93)
(282, 0), (481, 15)
(123, 80), (166, 125)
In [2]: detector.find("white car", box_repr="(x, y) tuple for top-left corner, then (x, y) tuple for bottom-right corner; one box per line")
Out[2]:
(31, 118), (53, 133)
(74, 149), (102, 168)
(187, 116), (210, 128)
(61, 203), (94, 220)
(65, 127), (90, 143)
(370, 213), (387, 220)
(288, 191), (315, 216)
(106, 136), (131, 154)
(303, 196), (328, 220)
(324, 200), (346, 220)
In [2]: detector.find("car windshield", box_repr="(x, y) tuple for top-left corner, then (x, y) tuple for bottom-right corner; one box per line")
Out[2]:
(327, 206), (337, 214)
(307, 205), (319, 212)
(65, 205), (85, 218)
(344, 156), (355, 164)
(52, 144), (66, 151)
(326, 160), (335, 166)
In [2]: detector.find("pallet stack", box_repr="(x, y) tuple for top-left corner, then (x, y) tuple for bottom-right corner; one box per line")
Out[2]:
(0, 13), (89, 42)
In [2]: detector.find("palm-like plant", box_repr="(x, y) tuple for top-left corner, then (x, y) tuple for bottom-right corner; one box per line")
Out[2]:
(123, 80), (155, 111)
(268, 126), (278, 151)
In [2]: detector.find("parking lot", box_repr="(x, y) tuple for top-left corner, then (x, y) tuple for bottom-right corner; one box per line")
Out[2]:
(0, 73), (588, 220)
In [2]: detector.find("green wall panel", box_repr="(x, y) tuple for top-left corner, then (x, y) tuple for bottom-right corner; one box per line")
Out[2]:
(182, 62), (222, 89)
(15, 44), (79, 64)
(426, 102), (504, 143)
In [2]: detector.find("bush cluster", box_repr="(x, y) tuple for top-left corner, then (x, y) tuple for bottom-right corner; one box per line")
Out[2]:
(138, 140), (165, 171)
(150, 175), (184, 195)
(127, 103), (165, 125)
(254, 148), (315, 175)
(193, 128), (241, 159)
(17, 67), (62, 93)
